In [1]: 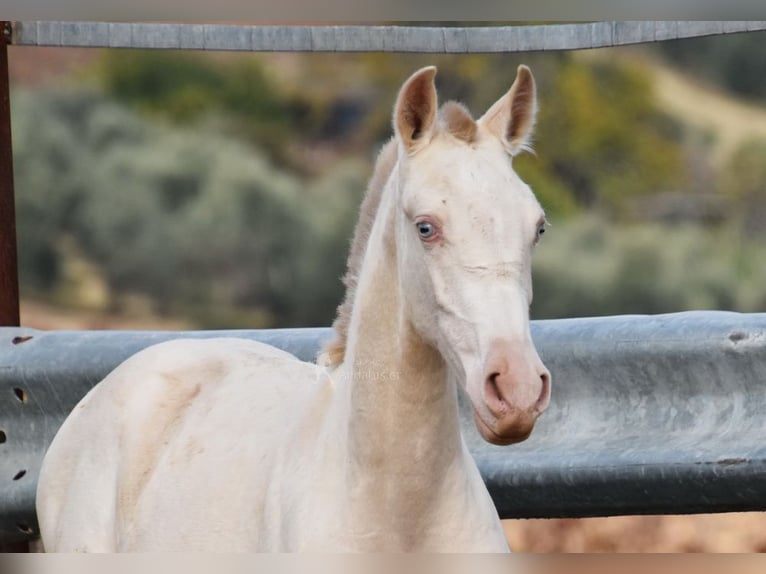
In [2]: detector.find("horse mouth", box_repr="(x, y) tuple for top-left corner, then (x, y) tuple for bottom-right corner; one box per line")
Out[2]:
(472, 408), (533, 446)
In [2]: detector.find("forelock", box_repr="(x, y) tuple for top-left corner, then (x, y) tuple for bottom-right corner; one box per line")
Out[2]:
(439, 101), (477, 144)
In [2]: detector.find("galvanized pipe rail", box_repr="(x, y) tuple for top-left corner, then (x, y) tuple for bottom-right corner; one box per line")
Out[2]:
(1, 311), (766, 542)
(9, 21), (766, 53)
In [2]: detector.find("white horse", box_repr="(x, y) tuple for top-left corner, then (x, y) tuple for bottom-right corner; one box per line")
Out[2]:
(36, 65), (551, 552)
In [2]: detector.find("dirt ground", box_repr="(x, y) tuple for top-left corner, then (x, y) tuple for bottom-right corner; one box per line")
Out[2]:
(19, 299), (193, 331)
(20, 300), (766, 553)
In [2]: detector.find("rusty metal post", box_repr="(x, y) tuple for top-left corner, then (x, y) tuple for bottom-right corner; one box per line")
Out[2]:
(0, 27), (28, 554)
(0, 22), (19, 327)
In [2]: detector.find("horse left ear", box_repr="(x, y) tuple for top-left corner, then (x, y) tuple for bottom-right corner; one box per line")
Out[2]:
(478, 65), (537, 156)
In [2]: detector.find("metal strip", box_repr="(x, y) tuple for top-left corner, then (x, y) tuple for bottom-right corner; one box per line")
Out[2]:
(0, 22), (19, 327)
(10, 21), (766, 53)
(1, 311), (766, 541)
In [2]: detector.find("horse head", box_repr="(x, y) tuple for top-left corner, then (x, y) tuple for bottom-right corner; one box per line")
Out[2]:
(392, 65), (551, 445)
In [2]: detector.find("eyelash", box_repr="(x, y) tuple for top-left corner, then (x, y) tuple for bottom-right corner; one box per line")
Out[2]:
(535, 221), (548, 244)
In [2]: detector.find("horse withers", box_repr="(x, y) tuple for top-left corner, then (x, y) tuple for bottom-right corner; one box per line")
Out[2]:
(36, 65), (550, 552)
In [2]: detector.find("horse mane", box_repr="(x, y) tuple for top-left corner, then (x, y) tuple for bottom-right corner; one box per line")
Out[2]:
(322, 138), (398, 366)
(322, 102), (476, 366)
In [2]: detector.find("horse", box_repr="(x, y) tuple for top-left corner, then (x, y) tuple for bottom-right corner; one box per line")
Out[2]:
(35, 64), (551, 552)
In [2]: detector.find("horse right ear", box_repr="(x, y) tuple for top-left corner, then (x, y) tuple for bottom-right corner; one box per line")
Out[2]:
(394, 66), (438, 154)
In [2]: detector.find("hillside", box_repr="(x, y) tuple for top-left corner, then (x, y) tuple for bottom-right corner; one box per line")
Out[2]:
(579, 48), (766, 167)
(652, 59), (766, 166)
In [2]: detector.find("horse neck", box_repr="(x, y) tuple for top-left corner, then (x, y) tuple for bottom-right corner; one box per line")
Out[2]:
(333, 163), (466, 540)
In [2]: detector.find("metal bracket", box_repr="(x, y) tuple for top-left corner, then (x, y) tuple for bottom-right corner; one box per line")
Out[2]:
(3, 23), (12, 46)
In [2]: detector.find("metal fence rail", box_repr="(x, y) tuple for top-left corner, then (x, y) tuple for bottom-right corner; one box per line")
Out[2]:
(2, 311), (766, 542)
(10, 21), (766, 53)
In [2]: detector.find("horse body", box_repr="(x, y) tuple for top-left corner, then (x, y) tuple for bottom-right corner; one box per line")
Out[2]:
(37, 65), (550, 552)
(37, 340), (503, 552)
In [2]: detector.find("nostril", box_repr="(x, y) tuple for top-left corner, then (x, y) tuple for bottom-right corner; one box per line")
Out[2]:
(536, 371), (551, 411)
(484, 372), (508, 413)
(486, 372), (500, 397)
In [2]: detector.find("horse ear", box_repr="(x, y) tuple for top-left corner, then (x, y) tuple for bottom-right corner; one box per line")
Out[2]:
(478, 65), (537, 156)
(394, 66), (438, 154)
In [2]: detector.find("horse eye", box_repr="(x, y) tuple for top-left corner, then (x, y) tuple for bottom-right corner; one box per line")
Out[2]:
(417, 221), (435, 239)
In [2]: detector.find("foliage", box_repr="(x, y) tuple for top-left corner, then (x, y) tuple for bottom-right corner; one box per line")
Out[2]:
(719, 138), (766, 199)
(12, 89), (367, 327)
(528, 58), (686, 214)
(531, 216), (766, 319)
(91, 51), (687, 218)
(96, 50), (296, 167)
(14, 49), (754, 329)
(718, 137), (766, 236)
(12, 90), (98, 292)
(283, 53), (686, 216)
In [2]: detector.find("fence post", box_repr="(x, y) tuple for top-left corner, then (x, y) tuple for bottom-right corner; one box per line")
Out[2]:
(0, 21), (26, 553)
(0, 21), (19, 328)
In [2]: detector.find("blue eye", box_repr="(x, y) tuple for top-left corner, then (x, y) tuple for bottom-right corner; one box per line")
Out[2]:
(417, 221), (435, 239)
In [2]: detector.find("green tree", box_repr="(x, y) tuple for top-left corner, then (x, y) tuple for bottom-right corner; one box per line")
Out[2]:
(529, 58), (685, 214)
(531, 216), (766, 319)
(12, 88), (358, 327)
(96, 50), (295, 168)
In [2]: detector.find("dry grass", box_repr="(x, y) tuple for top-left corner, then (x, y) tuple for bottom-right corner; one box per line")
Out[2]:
(20, 299), (192, 331)
(505, 513), (766, 553)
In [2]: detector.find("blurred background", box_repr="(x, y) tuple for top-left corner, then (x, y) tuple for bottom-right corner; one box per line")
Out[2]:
(7, 26), (766, 550)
